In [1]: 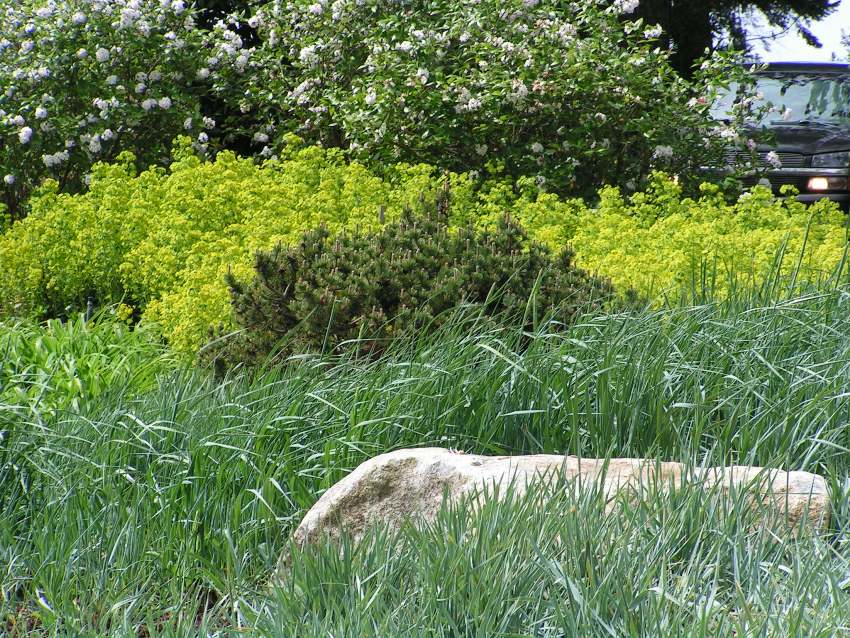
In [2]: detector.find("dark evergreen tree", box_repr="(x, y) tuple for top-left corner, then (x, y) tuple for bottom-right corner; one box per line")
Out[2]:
(634, 0), (838, 76)
(209, 189), (622, 368)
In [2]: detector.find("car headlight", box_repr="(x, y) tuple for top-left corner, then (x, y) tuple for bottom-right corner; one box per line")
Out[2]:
(811, 151), (850, 168)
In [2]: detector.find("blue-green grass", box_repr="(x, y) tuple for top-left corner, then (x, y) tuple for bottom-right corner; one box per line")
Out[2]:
(3, 290), (850, 635)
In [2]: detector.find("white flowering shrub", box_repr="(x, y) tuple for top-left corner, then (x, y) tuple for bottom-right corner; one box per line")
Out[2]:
(0, 0), (230, 218)
(237, 0), (748, 198)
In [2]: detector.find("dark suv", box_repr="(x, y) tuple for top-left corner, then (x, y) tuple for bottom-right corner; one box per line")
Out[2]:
(712, 62), (850, 211)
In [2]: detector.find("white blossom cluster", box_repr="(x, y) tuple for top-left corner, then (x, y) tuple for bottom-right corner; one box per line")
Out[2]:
(652, 145), (673, 160)
(236, 0), (742, 197)
(454, 87), (483, 114)
(765, 150), (782, 169)
(0, 0), (243, 209)
(211, 18), (254, 73)
(612, 0), (639, 15)
(643, 25), (663, 39)
(42, 149), (70, 167)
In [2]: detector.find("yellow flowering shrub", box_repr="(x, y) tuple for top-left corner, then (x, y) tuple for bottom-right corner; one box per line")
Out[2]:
(1, 138), (572, 354)
(572, 173), (849, 300)
(5, 143), (846, 358)
(460, 177), (585, 247)
(138, 147), (485, 353)
(0, 152), (152, 317)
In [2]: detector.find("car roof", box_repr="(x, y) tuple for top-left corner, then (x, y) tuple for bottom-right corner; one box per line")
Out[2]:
(755, 61), (850, 75)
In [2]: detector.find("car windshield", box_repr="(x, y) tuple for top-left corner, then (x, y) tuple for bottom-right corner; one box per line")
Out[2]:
(711, 73), (850, 125)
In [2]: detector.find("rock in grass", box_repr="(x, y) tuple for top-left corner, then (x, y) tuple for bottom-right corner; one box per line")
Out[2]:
(277, 448), (829, 576)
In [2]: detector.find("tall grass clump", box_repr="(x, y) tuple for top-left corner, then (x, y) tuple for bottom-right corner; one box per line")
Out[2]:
(0, 312), (174, 416)
(2, 290), (850, 634)
(262, 479), (850, 637)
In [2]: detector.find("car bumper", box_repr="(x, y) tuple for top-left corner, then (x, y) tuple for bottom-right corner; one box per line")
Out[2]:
(700, 167), (850, 211)
(795, 193), (850, 210)
(753, 168), (850, 212)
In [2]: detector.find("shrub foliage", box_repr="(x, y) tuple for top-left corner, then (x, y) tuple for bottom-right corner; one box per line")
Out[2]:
(2, 146), (849, 357)
(0, 139), (462, 350)
(234, 0), (750, 198)
(218, 190), (615, 364)
(573, 174), (850, 300)
(0, 0), (227, 219)
(0, 140), (586, 353)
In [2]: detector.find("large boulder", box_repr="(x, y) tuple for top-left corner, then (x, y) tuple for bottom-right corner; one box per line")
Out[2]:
(277, 447), (830, 576)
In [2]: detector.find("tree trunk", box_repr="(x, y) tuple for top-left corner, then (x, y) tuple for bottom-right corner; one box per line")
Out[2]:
(637, 1), (715, 78)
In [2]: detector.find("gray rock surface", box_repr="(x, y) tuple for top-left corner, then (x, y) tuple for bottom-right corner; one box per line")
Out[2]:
(277, 447), (830, 577)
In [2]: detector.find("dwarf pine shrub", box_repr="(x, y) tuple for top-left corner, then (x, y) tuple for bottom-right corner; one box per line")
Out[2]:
(212, 190), (615, 366)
